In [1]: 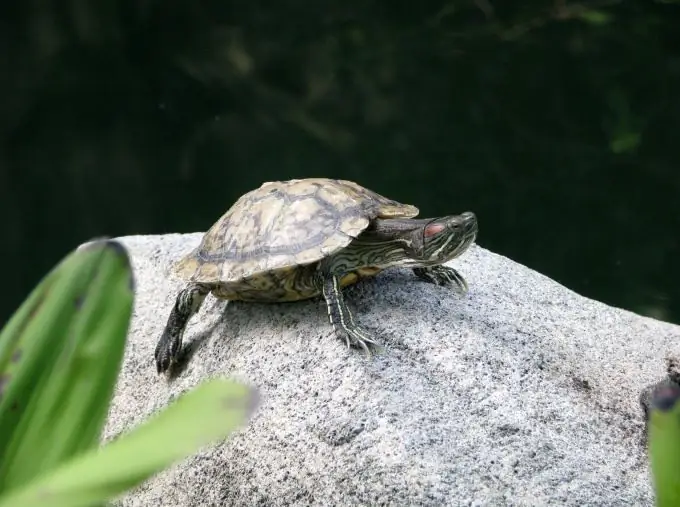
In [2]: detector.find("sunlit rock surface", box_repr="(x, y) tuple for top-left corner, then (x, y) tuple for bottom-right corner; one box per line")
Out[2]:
(103, 233), (679, 506)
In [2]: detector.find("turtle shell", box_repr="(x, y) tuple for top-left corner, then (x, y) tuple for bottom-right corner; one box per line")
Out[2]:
(173, 178), (419, 284)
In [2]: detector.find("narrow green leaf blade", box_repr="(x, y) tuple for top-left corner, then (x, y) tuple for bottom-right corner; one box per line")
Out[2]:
(0, 379), (258, 507)
(648, 384), (680, 507)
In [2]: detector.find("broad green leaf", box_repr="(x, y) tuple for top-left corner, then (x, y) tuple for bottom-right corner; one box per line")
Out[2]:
(0, 379), (258, 507)
(0, 240), (134, 492)
(648, 383), (680, 507)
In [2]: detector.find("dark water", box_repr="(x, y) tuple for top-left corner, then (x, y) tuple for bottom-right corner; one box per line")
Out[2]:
(1, 2), (679, 326)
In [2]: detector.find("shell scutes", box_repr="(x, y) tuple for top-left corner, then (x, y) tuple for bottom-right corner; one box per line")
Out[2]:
(173, 178), (419, 283)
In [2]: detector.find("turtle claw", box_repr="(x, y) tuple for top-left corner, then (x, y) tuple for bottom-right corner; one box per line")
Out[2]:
(155, 354), (171, 375)
(336, 324), (379, 357)
(413, 265), (469, 294)
(154, 330), (182, 374)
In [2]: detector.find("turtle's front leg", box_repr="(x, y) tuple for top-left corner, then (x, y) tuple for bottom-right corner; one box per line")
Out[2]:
(318, 273), (378, 355)
(155, 282), (210, 374)
(413, 265), (469, 294)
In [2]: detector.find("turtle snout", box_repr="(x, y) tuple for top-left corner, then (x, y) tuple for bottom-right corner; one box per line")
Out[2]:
(460, 211), (477, 233)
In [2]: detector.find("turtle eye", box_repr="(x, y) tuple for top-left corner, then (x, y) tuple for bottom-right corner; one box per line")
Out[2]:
(424, 223), (445, 238)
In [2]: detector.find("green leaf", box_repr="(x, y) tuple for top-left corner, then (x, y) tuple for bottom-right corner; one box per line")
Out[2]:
(577, 9), (611, 26)
(648, 384), (680, 507)
(0, 240), (134, 492)
(609, 131), (641, 154)
(602, 88), (642, 155)
(0, 379), (258, 507)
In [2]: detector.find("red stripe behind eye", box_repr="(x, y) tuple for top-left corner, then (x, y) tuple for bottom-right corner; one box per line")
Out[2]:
(424, 223), (445, 237)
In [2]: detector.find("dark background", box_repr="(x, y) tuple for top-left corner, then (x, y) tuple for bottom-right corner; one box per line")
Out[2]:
(1, 0), (679, 326)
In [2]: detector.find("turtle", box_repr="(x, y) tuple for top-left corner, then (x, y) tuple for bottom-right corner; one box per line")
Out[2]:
(154, 178), (478, 373)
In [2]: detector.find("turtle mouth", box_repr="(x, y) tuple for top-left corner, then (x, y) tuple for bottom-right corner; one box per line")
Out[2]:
(448, 231), (476, 260)
(438, 214), (477, 260)
(458, 231), (477, 252)
(459, 211), (478, 234)
(459, 215), (478, 248)
(421, 227), (476, 266)
(456, 212), (478, 252)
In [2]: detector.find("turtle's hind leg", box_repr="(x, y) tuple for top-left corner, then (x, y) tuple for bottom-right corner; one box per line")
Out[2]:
(318, 273), (378, 355)
(413, 265), (468, 294)
(155, 282), (211, 374)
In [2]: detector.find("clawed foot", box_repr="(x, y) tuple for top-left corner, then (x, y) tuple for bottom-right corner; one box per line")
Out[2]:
(333, 321), (380, 356)
(413, 265), (468, 294)
(154, 283), (209, 375)
(154, 330), (182, 374)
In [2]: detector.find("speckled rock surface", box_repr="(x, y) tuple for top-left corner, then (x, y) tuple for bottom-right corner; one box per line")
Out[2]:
(102, 233), (679, 506)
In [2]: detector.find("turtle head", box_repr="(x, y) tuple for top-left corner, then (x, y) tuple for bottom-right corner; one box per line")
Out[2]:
(417, 211), (477, 264)
(334, 211), (477, 271)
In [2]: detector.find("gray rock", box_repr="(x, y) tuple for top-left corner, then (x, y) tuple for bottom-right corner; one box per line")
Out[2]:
(103, 233), (679, 506)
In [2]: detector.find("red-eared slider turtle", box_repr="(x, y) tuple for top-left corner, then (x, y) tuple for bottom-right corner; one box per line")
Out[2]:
(155, 178), (478, 373)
